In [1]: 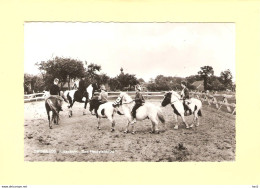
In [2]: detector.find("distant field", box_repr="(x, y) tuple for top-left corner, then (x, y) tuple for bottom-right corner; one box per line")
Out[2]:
(24, 99), (236, 162)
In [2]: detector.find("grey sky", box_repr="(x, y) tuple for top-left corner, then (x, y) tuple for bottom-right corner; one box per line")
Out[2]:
(24, 22), (235, 82)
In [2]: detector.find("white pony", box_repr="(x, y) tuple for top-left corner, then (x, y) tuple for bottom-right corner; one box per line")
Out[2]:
(161, 91), (202, 129)
(113, 92), (165, 134)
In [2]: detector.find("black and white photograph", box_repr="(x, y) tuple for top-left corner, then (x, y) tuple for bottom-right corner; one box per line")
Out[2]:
(24, 22), (236, 162)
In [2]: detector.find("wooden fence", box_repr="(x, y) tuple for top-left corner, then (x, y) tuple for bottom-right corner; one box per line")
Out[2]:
(24, 91), (236, 115)
(190, 92), (236, 115)
(24, 93), (46, 103)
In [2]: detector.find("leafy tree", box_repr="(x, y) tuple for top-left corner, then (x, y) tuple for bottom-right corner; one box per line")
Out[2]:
(107, 68), (139, 91)
(24, 74), (45, 93)
(138, 78), (145, 84)
(208, 76), (225, 91)
(220, 69), (233, 89)
(116, 73), (139, 90)
(109, 77), (120, 91)
(186, 75), (202, 85)
(198, 66), (214, 90)
(96, 73), (110, 85)
(146, 75), (185, 91)
(85, 62), (102, 85)
(147, 83), (158, 91)
(36, 56), (85, 90)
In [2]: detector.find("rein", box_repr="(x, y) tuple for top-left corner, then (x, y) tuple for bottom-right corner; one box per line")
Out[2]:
(122, 100), (134, 104)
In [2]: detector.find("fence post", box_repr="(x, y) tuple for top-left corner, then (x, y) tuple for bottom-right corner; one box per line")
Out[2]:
(212, 97), (219, 109)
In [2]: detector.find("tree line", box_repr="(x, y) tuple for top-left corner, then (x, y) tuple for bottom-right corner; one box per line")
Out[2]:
(24, 56), (235, 94)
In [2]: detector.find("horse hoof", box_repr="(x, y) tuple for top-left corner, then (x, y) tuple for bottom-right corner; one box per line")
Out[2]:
(174, 126), (178, 130)
(97, 127), (101, 130)
(111, 128), (115, 132)
(190, 124), (194, 128)
(149, 131), (154, 134)
(131, 131), (136, 135)
(124, 130), (128, 134)
(186, 126), (190, 129)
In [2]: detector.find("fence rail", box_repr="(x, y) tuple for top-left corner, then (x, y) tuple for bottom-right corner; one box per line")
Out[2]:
(190, 92), (236, 115)
(24, 93), (45, 103)
(24, 91), (236, 115)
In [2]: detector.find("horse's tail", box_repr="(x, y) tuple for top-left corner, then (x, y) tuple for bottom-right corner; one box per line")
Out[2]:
(46, 99), (59, 115)
(198, 109), (202, 117)
(157, 109), (165, 124)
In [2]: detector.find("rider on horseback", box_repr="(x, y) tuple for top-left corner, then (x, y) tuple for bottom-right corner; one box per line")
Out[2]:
(90, 85), (108, 116)
(47, 78), (63, 111)
(180, 81), (192, 116)
(98, 85), (108, 104)
(131, 84), (145, 124)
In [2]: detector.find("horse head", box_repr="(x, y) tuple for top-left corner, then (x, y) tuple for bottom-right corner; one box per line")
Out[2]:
(113, 93), (123, 106)
(161, 92), (172, 107)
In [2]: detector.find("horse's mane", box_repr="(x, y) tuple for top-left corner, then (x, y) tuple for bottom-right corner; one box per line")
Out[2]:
(170, 91), (181, 99)
(119, 92), (133, 103)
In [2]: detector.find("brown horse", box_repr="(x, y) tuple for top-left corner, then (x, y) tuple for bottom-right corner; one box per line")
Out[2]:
(45, 96), (63, 129)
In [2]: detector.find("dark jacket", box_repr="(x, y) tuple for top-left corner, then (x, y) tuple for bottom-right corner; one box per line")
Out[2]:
(50, 84), (60, 96)
(181, 88), (190, 100)
(135, 91), (145, 105)
(78, 79), (86, 93)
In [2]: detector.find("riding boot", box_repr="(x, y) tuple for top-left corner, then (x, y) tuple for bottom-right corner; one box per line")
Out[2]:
(130, 111), (137, 124)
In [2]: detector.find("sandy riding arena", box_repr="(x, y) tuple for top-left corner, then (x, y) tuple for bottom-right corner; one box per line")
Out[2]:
(24, 100), (235, 162)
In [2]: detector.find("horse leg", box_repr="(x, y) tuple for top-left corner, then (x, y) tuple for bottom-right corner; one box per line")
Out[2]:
(173, 114), (179, 130)
(131, 119), (137, 134)
(154, 120), (160, 134)
(83, 101), (87, 115)
(68, 100), (75, 117)
(150, 118), (159, 134)
(51, 112), (55, 127)
(190, 110), (198, 128)
(195, 112), (199, 127)
(56, 112), (60, 125)
(180, 114), (189, 129)
(97, 117), (101, 130)
(124, 120), (131, 133)
(47, 110), (52, 129)
(108, 116), (115, 132)
(189, 114), (196, 128)
(124, 113), (132, 133)
(149, 121), (155, 134)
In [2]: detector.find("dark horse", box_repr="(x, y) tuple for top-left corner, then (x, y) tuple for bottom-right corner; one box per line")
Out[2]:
(63, 83), (99, 117)
(45, 96), (63, 129)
